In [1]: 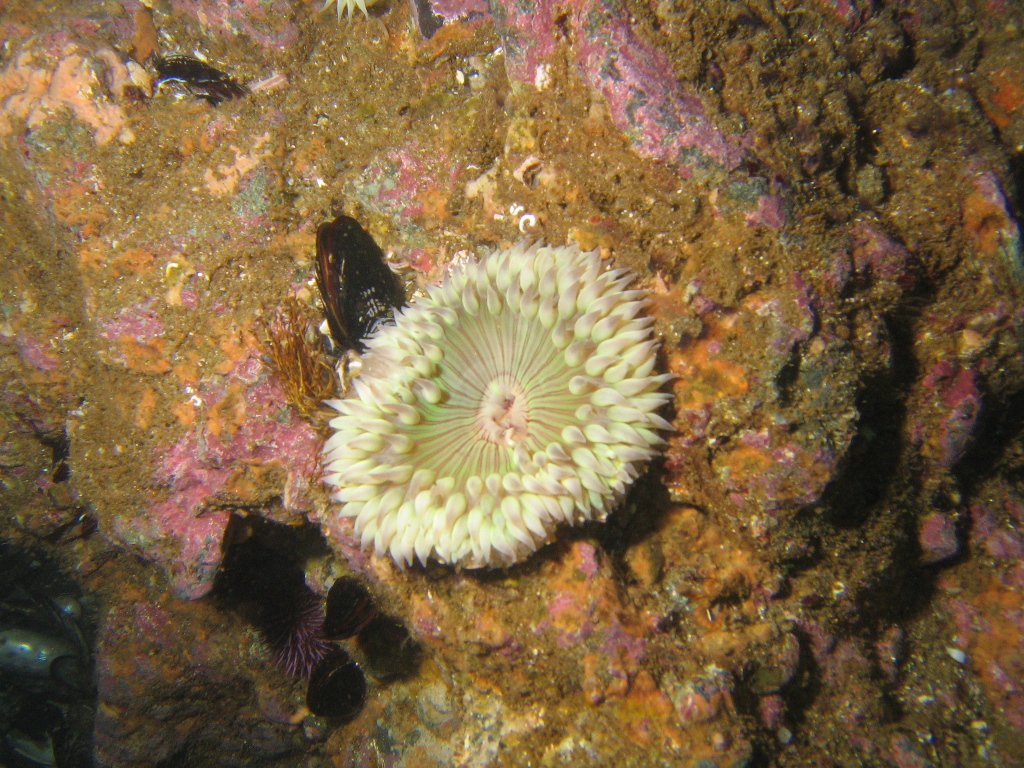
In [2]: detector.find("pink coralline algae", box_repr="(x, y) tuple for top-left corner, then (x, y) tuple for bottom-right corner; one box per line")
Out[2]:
(168, 0), (298, 49)
(917, 511), (960, 565)
(533, 542), (649, 704)
(353, 143), (464, 227)
(110, 351), (323, 599)
(758, 693), (785, 730)
(488, 0), (778, 216)
(971, 503), (1024, 561)
(98, 302), (166, 344)
(918, 361), (982, 469)
(572, 0), (744, 176)
(14, 333), (61, 372)
(850, 222), (915, 294)
(961, 168), (1023, 290)
(744, 193), (787, 229)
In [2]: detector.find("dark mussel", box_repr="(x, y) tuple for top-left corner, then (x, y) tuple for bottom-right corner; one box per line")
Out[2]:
(306, 648), (366, 721)
(315, 216), (406, 353)
(0, 626), (87, 700)
(0, 539), (94, 768)
(2, 697), (64, 767)
(323, 576), (378, 640)
(154, 55), (248, 105)
(42, 427), (70, 483)
(358, 613), (422, 681)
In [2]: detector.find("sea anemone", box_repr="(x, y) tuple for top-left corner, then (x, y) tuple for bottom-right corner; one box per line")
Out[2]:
(322, 242), (672, 568)
(321, 0), (374, 21)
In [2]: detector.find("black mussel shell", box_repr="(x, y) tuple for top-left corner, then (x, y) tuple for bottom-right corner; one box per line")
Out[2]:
(323, 577), (378, 640)
(2, 698), (62, 767)
(154, 55), (248, 106)
(315, 216), (405, 353)
(357, 613), (421, 681)
(0, 540), (95, 768)
(49, 655), (92, 699)
(306, 648), (366, 721)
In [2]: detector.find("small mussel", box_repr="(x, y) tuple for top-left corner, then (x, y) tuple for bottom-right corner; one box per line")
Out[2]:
(315, 216), (406, 353)
(0, 539), (93, 768)
(323, 577), (378, 640)
(3, 727), (56, 768)
(153, 55), (248, 105)
(0, 627), (89, 701)
(306, 648), (366, 721)
(358, 613), (422, 681)
(50, 595), (81, 623)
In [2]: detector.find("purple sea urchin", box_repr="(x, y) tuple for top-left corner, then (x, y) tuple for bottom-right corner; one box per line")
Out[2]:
(266, 587), (331, 678)
(322, 243), (672, 568)
(214, 516), (331, 678)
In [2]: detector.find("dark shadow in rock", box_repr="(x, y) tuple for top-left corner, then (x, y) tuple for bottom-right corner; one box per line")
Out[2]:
(819, 308), (916, 530)
(211, 514), (332, 678)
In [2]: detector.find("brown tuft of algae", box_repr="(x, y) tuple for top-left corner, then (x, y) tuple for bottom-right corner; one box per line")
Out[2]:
(256, 298), (335, 422)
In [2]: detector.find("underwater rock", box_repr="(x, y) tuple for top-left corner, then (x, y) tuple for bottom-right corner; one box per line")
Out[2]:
(96, 335), (325, 600)
(1, 0), (1022, 764)
(489, 0), (764, 206)
(918, 511), (960, 565)
(94, 568), (302, 767)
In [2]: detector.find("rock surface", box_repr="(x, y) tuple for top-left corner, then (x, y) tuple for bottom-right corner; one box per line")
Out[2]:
(0, 0), (1022, 766)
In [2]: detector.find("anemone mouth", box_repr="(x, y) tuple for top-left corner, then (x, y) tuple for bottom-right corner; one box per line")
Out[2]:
(476, 378), (530, 447)
(322, 242), (672, 569)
